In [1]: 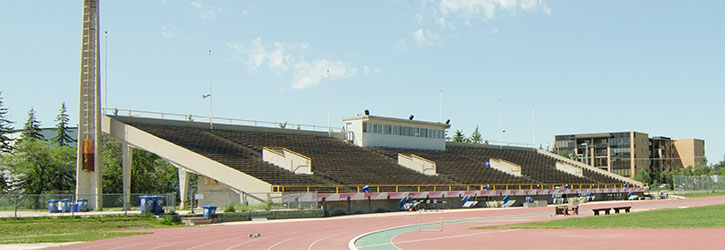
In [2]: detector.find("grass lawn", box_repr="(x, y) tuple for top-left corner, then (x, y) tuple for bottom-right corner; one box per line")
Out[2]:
(476, 204), (725, 229)
(0, 215), (180, 244)
(678, 191), (725, 198)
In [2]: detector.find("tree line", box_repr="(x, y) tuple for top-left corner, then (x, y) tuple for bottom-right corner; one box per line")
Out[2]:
(0, 91), (191, 196)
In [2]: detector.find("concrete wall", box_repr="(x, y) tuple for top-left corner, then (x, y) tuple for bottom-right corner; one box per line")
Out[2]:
(489, 158), (522, 177)
(262, 148), (312, 174)
(398, 154), (437, 175)
(555, 161), (583, 177)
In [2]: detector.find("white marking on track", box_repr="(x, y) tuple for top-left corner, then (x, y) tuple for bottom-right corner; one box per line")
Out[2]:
(308, 232), (350, 250)
(266, 236), (302, 250)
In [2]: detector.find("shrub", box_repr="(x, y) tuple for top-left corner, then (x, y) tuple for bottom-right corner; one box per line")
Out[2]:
(158, 214), (181, 225)
(224, 204), (236, 213)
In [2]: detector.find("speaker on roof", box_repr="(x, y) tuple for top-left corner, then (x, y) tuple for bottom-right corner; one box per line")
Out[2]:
(446, 119), (450, 124)
(364, 109), (369, 115)
(409, 115), (414, 120)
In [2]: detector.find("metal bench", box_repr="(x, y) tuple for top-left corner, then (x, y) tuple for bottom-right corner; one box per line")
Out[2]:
(613, 206), (631, 214)
(592, 208), (611, 216)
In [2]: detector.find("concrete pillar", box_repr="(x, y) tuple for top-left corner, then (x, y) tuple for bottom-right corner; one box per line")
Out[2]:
(122, 142), (132, 210)
(178, 167), (190, 209)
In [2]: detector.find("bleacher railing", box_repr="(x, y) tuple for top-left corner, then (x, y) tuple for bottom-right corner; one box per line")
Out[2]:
(103, 108), (342, 133)
(271, 183), (637, 193)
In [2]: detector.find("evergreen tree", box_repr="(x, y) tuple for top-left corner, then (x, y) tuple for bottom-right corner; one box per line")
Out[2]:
(19, 108), (43, 142)
(0, 91), (14, 153)
(453, 130), (466, 142)
(469, 125), (482, 144)
(52, 103), (76, 146)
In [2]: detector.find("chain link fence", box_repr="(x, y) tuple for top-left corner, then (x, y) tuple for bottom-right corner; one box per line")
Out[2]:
(673, 175), (725, 191)
(191, 191), (318, 212)
(0, 193), (176, 218)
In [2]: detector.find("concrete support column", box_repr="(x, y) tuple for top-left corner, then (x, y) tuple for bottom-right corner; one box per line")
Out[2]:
(178, 167), (190, 209)
(122, 142), (132, 211)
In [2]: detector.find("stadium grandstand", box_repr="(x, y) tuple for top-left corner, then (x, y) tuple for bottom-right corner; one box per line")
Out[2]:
(102, 109), (645, 214)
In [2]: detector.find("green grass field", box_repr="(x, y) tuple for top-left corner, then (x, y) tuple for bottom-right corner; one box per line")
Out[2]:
(679, 191), (725, 198)
(477, 204), (725, 229)
(0, 215), (180, 244)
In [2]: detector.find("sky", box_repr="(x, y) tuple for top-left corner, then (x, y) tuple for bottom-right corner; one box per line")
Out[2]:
(1, 0), (723, 164)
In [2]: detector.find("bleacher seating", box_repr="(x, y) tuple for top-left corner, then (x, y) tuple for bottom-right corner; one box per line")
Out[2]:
(117, 116), (626, 192)
(370, 147), (534, 184)
(446, 144), (601, 184)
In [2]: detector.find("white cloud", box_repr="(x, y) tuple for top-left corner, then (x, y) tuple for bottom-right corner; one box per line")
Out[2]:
(190, 1), (223, 21)
(438, 0), (550, 21)
(410, 29), (440, 46)
(292, 60), (356, 89)
(396, 39), (407, 50)
(160, 25), (179, 38)
(414, 13), (424, 25)
(364, 66), (369, 75)
(227, 38), (357, 89)
(492, 27), (499, 34)
(160, 0), (168, 4)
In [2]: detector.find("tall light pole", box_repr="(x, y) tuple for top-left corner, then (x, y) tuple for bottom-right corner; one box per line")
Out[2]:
(498, 100), (503, 147)
(439, 89), (443, 123)
(104, 31), (108, 110)
(326, 69), (331, 137)
(531, 105), (536, 147)
(202, 49), (213, 130)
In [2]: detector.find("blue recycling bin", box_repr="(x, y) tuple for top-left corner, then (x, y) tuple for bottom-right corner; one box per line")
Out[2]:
(202, 205), (217, 218)
(153, 195), (166, 214)
(70, 204), (80, 212)
(139, 195), (154, 213)
(47, 199), (59, 213)
(77, 198), (88, 212)
(59, 199), (71, 213)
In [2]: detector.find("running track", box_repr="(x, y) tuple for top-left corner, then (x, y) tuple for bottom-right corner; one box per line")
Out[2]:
(51, 196), (725, 250)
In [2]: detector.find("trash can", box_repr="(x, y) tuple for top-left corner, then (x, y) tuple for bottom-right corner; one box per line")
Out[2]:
(202, 205), (217, 218)
(59, 199), (71, 213)
(70, 203), (80, 212)
(77, 198), (88, 212)
(139, 196), (154, 213)
(153, 195), (166, 214)
(47, 199), (59, 213)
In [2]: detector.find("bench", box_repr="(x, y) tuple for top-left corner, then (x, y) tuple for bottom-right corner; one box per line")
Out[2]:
(613, 206), (631, 214)
(592, 208), (611, 216)
(555, 205), (579, 216)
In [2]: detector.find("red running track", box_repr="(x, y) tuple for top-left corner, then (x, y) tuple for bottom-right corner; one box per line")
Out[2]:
(50, 196), (725, 250)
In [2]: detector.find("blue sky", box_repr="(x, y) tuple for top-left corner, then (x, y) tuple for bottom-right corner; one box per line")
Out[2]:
(1, 0), (723, 164)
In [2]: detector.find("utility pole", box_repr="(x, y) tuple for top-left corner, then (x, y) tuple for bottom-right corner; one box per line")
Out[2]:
(439, 89), (443, 123)
(327, 70), (331, 137)
(104, 31), (108, 110)
(203, 50), (213, 130)
(532, 105), (536, 147)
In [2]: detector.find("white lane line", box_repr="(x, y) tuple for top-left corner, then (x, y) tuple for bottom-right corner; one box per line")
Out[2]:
(308, 232), (350, 250)
(266, 236), (302, 250)
(393, 229), (520, 245)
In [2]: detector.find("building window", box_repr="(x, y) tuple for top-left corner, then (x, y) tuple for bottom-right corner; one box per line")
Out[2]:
(420, 128), (428, 138)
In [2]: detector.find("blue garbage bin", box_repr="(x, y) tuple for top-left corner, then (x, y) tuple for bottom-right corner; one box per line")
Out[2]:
(59, 199), (71, 213)
(47, 199), (58, 213)
(77, 198), (88, 212)
(153, 195), (166, 214)
(70, 203), (80, 212)
(202, 205), (217, 218)
(139, 196), (154, 213)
